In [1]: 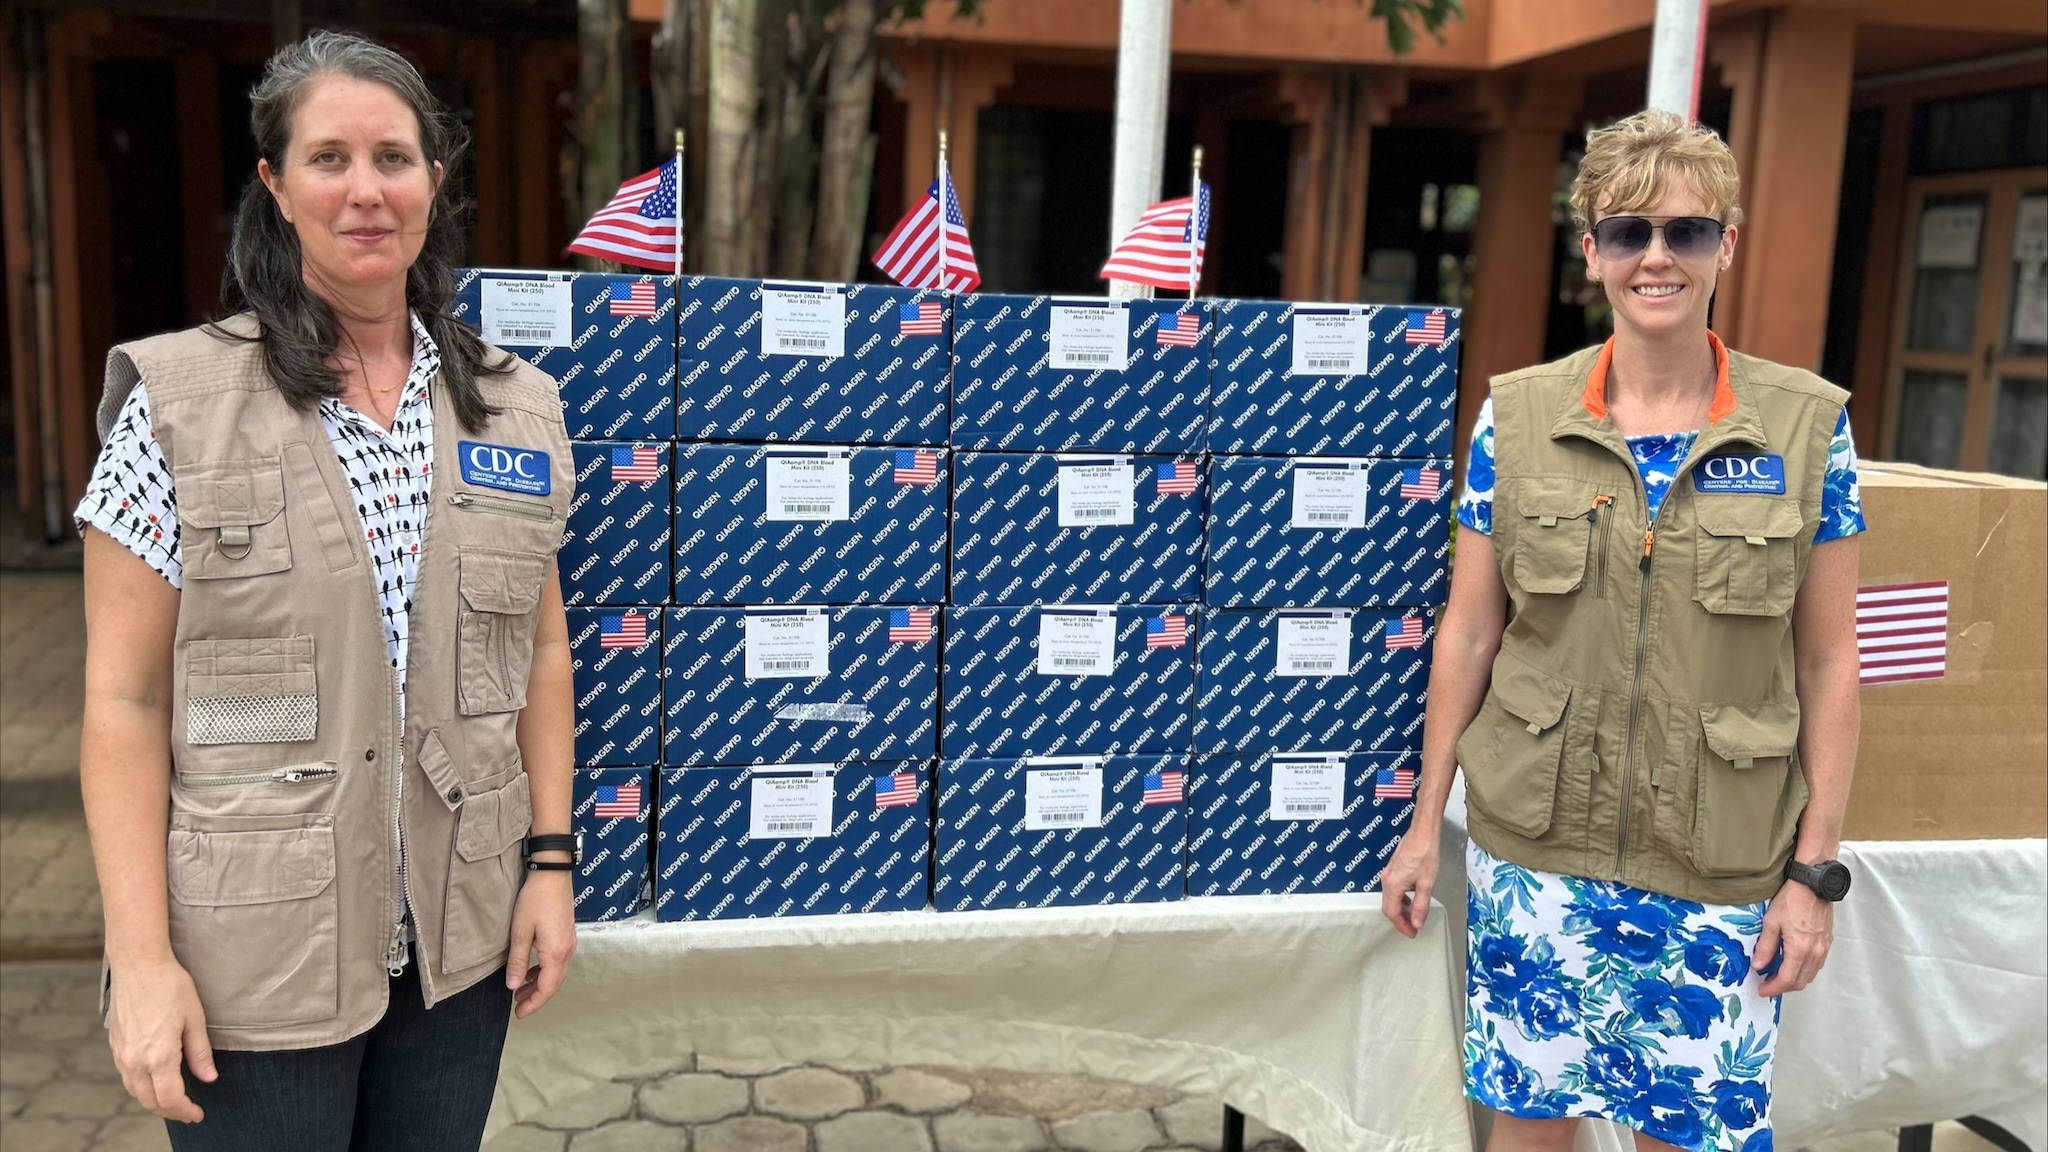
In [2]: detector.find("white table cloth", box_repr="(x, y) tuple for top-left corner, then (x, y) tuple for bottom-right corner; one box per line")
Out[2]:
(490, 894), (1474, 1152)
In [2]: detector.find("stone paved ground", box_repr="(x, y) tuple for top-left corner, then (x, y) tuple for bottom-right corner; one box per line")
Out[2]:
(0, 574), (99, 962)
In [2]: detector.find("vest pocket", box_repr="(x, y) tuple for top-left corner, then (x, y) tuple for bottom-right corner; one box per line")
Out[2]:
(176, 458), (292, 579)
(1510, 484), (1597, 595)
(1462, 667), (1573, 838)
(1689, 698), (1808, 877)
(185, 637), (318, 745)
(456, 551), (549, 715)
(442, 768), (532, 973)
(1693, 500), (1803, 616)
(166, 814), (338, 1028)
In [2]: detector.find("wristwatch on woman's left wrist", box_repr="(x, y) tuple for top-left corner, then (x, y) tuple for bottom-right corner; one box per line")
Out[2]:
(1785, 857), (1851, 901)
(523, 832), (582, 872)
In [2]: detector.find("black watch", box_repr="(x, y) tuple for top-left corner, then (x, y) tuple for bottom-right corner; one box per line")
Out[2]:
(523, 832), (582, 872)
(1785, 858), (1851, 901)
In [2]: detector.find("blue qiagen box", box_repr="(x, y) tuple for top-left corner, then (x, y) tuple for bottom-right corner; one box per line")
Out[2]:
(675, 277), (949, 444)
(561, 442), (672, 607)
(670, 444), (948, 605)
(934, 754), (1187, 911)
(566, 607), (662, 767)
(571, 767), (653, 921)
(950, 451), (1204, 607)
(941, 604), (1197, 759)
(1185, 751), (1415, 897)
(1203, 455), (1451, 608)
(1206, 300), (1458, 457)
(451, 269), (676, 442)
(654, 762), (931, 920)
(1194, 608), (1433, 755)
(949, 294), (1209, 453)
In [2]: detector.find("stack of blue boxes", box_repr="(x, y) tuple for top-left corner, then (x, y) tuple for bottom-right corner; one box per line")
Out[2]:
(1187, 301), (1459, 897)
(936, 296), (1209, 911)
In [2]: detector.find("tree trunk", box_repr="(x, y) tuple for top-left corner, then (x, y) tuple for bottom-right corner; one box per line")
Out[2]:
(651, 0), (687, 156)
(743, 0), (793, 274)
(686, 0), (712, 266)
(808, 0), (876, 282)
(573, 0), (634, 269)
(772, 21), (830, 279)
(704, 0), (761, 274)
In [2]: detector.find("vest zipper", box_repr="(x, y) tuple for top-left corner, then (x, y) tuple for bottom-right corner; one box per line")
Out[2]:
(448, 492), (553, 520)
(387, 738), (412, 979)
(181, 763), (338, 788)
(1618, 522), (1656, 875)
(1589, 494), (1615, 598)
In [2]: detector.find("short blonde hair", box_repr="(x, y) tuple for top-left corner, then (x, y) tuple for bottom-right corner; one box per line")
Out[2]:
(1569, 110), (1743, 232)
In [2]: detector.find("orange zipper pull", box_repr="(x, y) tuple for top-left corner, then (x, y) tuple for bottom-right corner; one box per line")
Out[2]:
(1639, 527), (1655, 572)
(1590, 493), (1614, 523)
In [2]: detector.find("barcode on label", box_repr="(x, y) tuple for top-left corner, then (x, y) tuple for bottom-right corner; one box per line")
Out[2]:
(779, 337), (828, 350)
(1305, 358), (1352, 370)
(1040, 811), (1086, 824)
(1289, 660), (1336, 672)
(1285, 803), (1331, 814)
(781, 503), (834, 516)
(1066, 353), (1114, 365)
(1071, 507), (1118, 520)
(1052, 658), (1102, 670)
(1304, 512), (1351, 523)
(500, 327), (555, 342)
(762, 659), (816, 673)
(766, 821), (818, 833)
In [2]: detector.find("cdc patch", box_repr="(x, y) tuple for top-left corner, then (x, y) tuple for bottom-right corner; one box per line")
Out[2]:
(572, 767), (652, 921)
(1185, 751), (1414, 897)
(456, 440), (551, 496)
(1693, 453), (1787, 495)
(1194, 609), (1432, 754)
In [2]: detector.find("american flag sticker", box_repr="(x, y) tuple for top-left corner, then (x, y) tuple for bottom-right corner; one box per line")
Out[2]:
(1156, 461), (1198, 495)
(610, 445), (661, 483)
(1856, 581), (1949, 685)
(1400, 466), (1443, 501)
(1156, 313), (1202, 347)
(1374, 766), (1416, 800)
(1385, 617), (1427, 650)
(1146, 614), (1188, 648)
(1404, 309), (1448, 346)
(889, 608), (935, 643)
(593, 781), (643, 818)
(875, 771), (920, 808)
(894, 450), (940, 487)
(899, 300), (944, 336)
(1142, 769), (1185, 805)
(608, 279), (658, 317)
(600, 612), (649, 649)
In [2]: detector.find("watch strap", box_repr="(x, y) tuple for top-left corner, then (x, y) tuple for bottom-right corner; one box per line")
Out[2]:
(524, 833), (580, 861)
(526, 859), (576, 872)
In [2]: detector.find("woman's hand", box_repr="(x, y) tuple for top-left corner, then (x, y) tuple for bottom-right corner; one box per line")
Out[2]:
(506, 870), (578, 1019)
(1380, 833), (1441, 938)
(1755, 880), (1833, 996)
(108, 958), (216, 1122)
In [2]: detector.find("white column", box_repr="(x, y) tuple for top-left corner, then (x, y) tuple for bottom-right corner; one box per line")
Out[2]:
(1107, 0), (1172, 300)
(1646, 0), (1709, 119)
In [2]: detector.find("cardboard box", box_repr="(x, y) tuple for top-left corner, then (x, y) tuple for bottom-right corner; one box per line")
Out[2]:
(1194, 608), (1432, 754)
(670, 444), (948, 605)
(1206, 300), (1457, 457)
(661, 606), (939, 766)
(1844, 462), (2046, 840)
(654, 762), (931, 920)
(675, 277), (949, 444)
(572, 767), (653, 921)
(1204, 455), (1451, 608)
(934, 754), (1187, 910)
(950, 295), (1208, 452)
(452, 269), (676, 442)
(1186, 751), (1413, 896)
(951, 451), (1204, 606)
(942, 605), (1197, 758)
(567, 608), (663, 767)
(562, 442), (671, 607)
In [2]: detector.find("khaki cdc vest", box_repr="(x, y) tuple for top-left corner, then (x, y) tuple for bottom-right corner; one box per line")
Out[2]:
(1457, 337), (1847, 904)
(99, 314), (571, 1050)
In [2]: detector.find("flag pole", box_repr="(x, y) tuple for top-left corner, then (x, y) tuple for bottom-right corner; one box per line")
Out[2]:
(936, 130), (951, 292)
(673, 129), (686, 279)
(1188, 145), (1204, 299)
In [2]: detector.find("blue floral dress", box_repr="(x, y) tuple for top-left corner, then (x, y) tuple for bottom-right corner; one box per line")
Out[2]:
(1453, 399), (1866, 1152)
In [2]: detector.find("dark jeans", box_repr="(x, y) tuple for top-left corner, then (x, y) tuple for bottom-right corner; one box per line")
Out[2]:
(167, 965), (512, 1152)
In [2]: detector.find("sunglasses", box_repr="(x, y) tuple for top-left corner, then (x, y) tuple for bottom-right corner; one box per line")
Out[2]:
(1589, 216), (1725, 260)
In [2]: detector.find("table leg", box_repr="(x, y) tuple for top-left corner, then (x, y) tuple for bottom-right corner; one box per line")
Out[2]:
(1224, 1104), (1246, 1152)
(1900, 1124), (1934, 1152)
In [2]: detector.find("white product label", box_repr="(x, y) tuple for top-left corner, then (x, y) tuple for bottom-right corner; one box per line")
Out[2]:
(1289, 308), (1373, 375)
(760, 283), (847, 358)
(1057, 458), (1135, 528)
(1024, 765), (1105, 831)
(1269, 755), (1346, 821)
(744, 611), (831, 679)
(1048, 303), (1130, 371)
(1291, 462), (1370, 530)
(749, 769), (836, 839)
(1037, 609), (1117, 677)
(480, 277), (573, 347)
(1276, 612), (1353, 677)
(774, 702), (869, 723)
(764, 451), (852, 521)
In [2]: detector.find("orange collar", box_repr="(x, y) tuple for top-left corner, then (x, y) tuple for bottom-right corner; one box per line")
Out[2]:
(1580, 331), (1735, 424)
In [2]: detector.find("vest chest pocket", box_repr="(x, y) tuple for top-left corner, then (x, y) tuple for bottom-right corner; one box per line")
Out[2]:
(167, 814), (338, 1028)
(1459, 665), (1574, 839)
(176, 458), (291, 579)
(185, 637), (318, 746)
(457, 551), (549, 715)
(1509, 482), (1600, 595)
(1694, 500), (1803, 616)
(1689, 698), (1807, 877)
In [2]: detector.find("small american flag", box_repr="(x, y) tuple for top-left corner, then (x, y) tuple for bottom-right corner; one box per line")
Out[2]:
(1405, 309), (1448, 346)
(610, 445), (661, 483)
(1142, 769), (1185, 805)
(1156, 461), (1198, 495)
(1400, 466), (1443, 501)
(1374, 766), (1417, 801)
(566, 157), (683, 272)
(1101, 180), (1210, 292)
(871, 163), (981, 292)
(899, 300), (944, 336)
(1856, 582), (1949, 685)
(608, 280), (657, 317)
(894, 450), (939, 487)
(1384, 617), (1427, 650)
(1157, 313), (1202, 347)
(875, 771), (920, 808)
(890, 608), (935, 643)
(600, 613), (649, 649)
(593, 781), (642, 819)
(1146, 614), (1188, 648)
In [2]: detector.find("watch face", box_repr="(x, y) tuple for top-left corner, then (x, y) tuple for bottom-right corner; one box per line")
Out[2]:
(1818, 862), (1851, 901)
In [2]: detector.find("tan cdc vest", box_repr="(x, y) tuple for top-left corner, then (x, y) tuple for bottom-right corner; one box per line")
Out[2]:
(99, 314), (571, 1050)
(1457, 336), (1847, 904)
